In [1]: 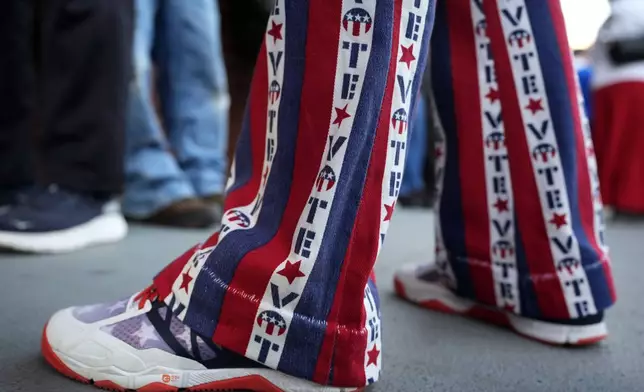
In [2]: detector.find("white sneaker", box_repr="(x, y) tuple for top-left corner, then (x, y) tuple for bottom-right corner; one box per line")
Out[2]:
(394, 263), (608, 346)
(42, 287), (362, 391)
(0, 186), (127, 253)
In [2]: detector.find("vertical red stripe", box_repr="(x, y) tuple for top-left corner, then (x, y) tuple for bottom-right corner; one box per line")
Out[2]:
(325, 1), (403, 386)
(545, 0), (616, 302)
(223, 43), (269, 211)
(212, 0), (344, 354)
(154, 244), (200, 300)
(483, 0), (568, 318)
(445, 1), (496, 306)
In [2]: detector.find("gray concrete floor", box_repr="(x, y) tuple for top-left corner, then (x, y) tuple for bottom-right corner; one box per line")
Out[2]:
(0, 210), (642, 392)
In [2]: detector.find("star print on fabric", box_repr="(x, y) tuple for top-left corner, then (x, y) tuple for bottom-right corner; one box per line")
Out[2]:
(277, 260), (306, 284)
(367, 345), (380, 367)
(486, 87), (500, 103)
(549, 213), (567, 229)
(503, 303), (516, 313)
(176, 326), (193, 350)
(179, 270), (193, 293)
(267, 21), (283, 44)
(525, 98), (544, 115)
(399, 44), (416, 69)
(434, 146), (443, 159)
(384, 202), (395, 221)
(333, 104), (352, 126)
(134, 323), (159, 347)
(493, 198), (509, 213)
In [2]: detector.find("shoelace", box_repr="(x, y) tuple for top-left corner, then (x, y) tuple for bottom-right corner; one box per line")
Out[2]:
(133, 284), (158, 310)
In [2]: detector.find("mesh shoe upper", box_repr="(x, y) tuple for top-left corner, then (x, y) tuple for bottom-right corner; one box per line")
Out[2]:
(69, 292), (262, 370)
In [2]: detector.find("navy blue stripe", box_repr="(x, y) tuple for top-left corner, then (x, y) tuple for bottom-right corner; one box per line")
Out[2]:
(228, 103), (253, 193)
(431, 1), (475, 299)
(184, 0), (309, 335)
(407, 0), (436, 125)
(404, 1), (435, 167)
(278, 0), (395, 380)
(526, 2), (612, 310)
(513, 213), (542, 318)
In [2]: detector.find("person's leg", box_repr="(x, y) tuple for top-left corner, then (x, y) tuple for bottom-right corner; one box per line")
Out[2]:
(0, 0), (132, 253)
(155, 0), (230, 200)
(42, 0), (435, 389)
(122, 0), (216, 228)
(395, 0), (615, 345)
(40, 0), (132, 196)
(0, 0), (37, 199)
(399, 93), (429, 206)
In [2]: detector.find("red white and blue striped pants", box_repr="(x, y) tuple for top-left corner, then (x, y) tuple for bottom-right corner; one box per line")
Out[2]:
(153, 0), (616, 388)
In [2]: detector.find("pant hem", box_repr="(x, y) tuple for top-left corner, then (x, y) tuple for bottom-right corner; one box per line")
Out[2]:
(444, 253), (615, 313)
(173, 270), (369, 387)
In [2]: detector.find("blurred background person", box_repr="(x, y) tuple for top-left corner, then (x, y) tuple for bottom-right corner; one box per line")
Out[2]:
(591, 0), (644, 215)
(123, 0), (229, 228)
(398, 94), (431, 208)
(399, 62), (435, 208)
(0, 0), (133, 253)
(574, 49), (594, 120)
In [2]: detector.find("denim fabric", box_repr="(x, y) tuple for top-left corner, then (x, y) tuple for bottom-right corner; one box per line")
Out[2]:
(400, 94), (428, 196)
(123, 0), (229, 218)
(577, 65), (593, 121)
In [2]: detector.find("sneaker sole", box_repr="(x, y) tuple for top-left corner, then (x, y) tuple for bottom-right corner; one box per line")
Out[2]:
(394, 264), (608, 346)
(41, 323), (362, 392)
(0, 213), (127, 253)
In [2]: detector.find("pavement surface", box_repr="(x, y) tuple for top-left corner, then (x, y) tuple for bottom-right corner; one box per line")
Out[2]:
(0, 209), (642, 392)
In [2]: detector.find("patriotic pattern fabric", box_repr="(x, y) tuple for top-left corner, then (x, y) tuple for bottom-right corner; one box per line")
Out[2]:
(145, 0), (617, 389)
(430, 0), (615, 320)
(152, 0), (432, 388)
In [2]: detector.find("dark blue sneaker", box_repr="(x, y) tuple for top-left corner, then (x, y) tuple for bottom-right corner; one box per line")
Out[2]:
(0, 187), (26, 211)
(0, 185), (127, 253)
(42, 287), (356, 391)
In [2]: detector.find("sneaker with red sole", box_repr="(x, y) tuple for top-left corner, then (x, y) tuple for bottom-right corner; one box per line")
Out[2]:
(42, 287), (362, 392)
(394, 263), (608, 346)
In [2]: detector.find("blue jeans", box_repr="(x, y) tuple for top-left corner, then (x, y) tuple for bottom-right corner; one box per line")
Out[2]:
(577, 65), (593, 121)
(123, 0), (229, 218)
(400, 94), (428, 196)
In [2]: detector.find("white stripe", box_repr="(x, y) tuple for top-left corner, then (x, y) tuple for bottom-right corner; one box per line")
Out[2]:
(497, 0), (596, 318)
(245, 0), (378, 369)
(378, 0), (430, 250)
(470, 1), (520, 312)
(363, 284), (381, 384)
(225, 156), (237, 192)
(371, 0), (429, 379)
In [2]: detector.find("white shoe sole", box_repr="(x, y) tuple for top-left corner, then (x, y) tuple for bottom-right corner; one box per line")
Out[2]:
(0, 213), (127, 253)
(42, 308), (360, 392)
(394, 263), (608, 346)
